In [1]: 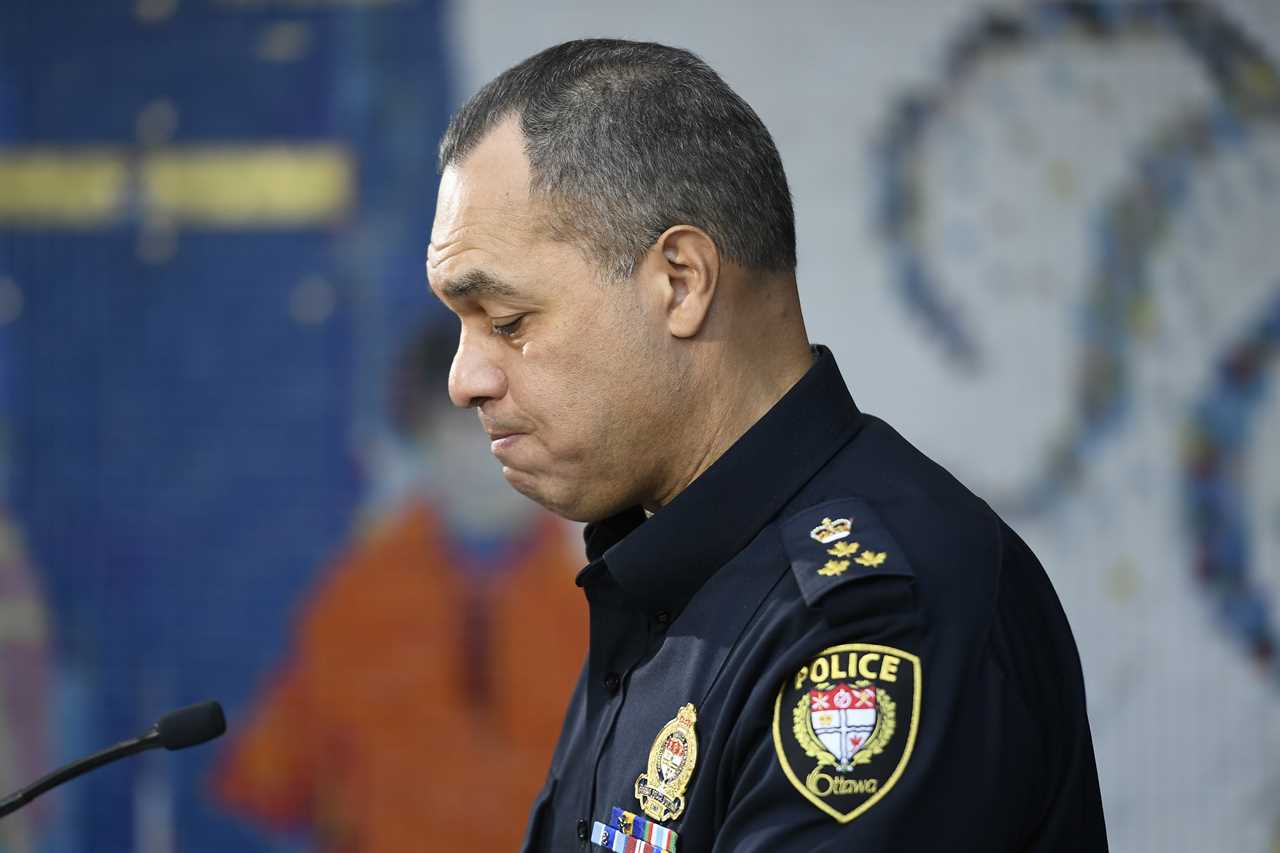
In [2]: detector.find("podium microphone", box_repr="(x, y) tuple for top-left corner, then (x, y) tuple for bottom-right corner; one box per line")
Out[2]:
(0, 700), (226, 819)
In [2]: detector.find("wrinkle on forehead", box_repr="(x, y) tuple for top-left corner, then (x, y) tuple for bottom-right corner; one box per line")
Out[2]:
(430, 173), (543, 276)
(429, 219), (528, 264)
(428, 192), (542, 281)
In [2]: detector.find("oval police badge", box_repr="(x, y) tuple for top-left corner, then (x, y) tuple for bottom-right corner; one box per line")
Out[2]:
(635, 703), (698, 822)
(771, 643), (921, 823)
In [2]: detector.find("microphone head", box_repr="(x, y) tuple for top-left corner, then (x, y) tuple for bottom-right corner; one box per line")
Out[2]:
(155, 701), (227, 751)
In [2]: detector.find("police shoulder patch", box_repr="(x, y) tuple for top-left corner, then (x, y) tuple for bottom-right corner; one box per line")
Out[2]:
(771, 642), (921, 823)
(781, 498), (913, 607)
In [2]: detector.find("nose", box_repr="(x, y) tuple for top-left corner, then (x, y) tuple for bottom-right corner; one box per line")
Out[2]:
(448, 325), (508, 408)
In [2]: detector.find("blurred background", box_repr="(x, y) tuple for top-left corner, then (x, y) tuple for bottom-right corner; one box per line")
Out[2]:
(1, 0), (1278, 850)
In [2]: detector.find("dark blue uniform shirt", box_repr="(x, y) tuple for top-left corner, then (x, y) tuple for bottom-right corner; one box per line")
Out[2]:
(522, 346), (1107, 852)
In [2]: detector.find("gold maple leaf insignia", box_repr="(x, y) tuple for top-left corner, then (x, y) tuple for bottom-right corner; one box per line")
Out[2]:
(818, 559), (850, 577)
(827, 541), (860, 558)
(855, 550), (887, 568)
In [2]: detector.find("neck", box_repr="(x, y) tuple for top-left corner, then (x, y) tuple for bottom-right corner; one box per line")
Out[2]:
(644, 336), (813, 512)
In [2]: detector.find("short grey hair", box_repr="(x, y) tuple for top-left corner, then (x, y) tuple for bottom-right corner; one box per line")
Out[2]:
(438, 39), (797, 281)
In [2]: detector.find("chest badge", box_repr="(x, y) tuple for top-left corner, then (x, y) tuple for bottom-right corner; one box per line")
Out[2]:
(634, 703), (698, 822)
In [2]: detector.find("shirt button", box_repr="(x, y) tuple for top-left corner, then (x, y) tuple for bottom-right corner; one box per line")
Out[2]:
(603, 671), (622, 694)
(577, 818), (589, 840)
(655, 610), (671, 626)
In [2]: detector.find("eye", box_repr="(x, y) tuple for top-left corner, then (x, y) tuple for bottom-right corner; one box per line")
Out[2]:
(491, 315), (524, 337)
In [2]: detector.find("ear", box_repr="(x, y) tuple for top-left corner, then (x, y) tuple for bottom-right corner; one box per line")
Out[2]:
(647, 225), (720, 339)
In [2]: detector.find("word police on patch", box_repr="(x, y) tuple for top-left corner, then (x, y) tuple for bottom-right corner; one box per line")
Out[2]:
(772, 643), (921, 823)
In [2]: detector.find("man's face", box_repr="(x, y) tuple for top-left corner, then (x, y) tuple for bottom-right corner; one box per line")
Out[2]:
(427, 118), (678, 521)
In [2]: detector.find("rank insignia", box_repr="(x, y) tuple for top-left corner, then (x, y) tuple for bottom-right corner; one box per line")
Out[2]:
(783, 499), (913, 607)
(635, 703), (698, 822)
(818, 559), (850, 577)
(772, 643), (921, 823)
(809, 516), (852, 544)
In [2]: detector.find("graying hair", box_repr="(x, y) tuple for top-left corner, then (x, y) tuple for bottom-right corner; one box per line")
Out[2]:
(438, 39), (797, 281)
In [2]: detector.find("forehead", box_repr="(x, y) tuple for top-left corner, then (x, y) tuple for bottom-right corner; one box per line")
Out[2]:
(428, 119), (541, 278)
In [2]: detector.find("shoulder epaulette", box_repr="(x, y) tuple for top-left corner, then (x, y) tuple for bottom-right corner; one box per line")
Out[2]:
(781, 497), (913, 608)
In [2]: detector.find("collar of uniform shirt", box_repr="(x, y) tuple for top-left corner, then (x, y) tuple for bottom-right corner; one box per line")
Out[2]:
(576, 345), (865, 616)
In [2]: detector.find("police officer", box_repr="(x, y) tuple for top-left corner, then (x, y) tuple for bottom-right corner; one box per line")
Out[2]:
(427, 39), (1107, 853)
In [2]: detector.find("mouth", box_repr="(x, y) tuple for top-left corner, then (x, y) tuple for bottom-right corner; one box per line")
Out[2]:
(486, 430), (525, 454)
(480, 410), (530, 456)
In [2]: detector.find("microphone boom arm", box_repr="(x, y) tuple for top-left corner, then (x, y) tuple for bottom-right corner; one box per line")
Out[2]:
(0, 700), (224, 820)
(0, 729), (158, 818)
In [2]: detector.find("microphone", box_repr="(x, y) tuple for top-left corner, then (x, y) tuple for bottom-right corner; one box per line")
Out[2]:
(0, 700), (226, 819)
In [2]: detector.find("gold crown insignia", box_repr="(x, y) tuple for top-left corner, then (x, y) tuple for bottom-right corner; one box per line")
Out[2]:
(809, 517), (852, 544)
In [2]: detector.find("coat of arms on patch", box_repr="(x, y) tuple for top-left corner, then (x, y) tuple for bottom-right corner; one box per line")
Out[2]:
(772, 643), (921, 823)
(635, 703), (698, 822)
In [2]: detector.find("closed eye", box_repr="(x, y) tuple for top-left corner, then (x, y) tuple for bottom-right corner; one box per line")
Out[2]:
(491, 316), (524, 337)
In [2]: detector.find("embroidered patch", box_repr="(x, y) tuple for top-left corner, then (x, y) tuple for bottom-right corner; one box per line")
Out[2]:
(635, 704), (698, 822)
(771, 643), (921, 823)
(782, 498), (913, 607)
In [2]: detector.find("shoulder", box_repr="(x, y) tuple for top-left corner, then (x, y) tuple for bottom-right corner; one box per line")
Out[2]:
(775, 415), (1005, 626)
(779, 496), (914, 610)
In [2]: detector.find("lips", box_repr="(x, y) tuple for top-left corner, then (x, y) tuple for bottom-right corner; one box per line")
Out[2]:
(480, 413), (529, 456)
(484, 425), (525, 453)
(489, 435), (524, 459)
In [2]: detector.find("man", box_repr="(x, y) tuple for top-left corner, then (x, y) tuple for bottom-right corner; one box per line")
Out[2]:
(214, 324), (586, 851)
(427, 39), (1107, 852)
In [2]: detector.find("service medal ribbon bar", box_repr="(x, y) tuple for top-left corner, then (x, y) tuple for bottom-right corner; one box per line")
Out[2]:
(592, 821), (662, 853)
(610, 806), (679, 852)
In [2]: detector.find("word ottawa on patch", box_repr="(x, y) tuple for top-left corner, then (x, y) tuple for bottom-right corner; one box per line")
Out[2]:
(771, 642), (921, 823)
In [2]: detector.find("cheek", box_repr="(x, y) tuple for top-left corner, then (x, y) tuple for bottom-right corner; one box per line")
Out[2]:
(518, 336), (622, 443)
(523, 324), (602, 388)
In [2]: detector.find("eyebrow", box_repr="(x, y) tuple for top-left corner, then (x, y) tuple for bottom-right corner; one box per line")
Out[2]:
(438, 269), (520, 301)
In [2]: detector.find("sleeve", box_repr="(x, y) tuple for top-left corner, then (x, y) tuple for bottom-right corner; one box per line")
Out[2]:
(709, 500), (1050, 852)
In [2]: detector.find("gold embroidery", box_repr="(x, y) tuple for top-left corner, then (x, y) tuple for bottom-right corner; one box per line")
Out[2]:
(818, 559), (850, 577)
(827, 541), (860, 558)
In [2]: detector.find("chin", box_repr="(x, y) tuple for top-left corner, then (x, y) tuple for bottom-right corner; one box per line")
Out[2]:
(502, 467), (608, 523)
(501, 467), (562, 515)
